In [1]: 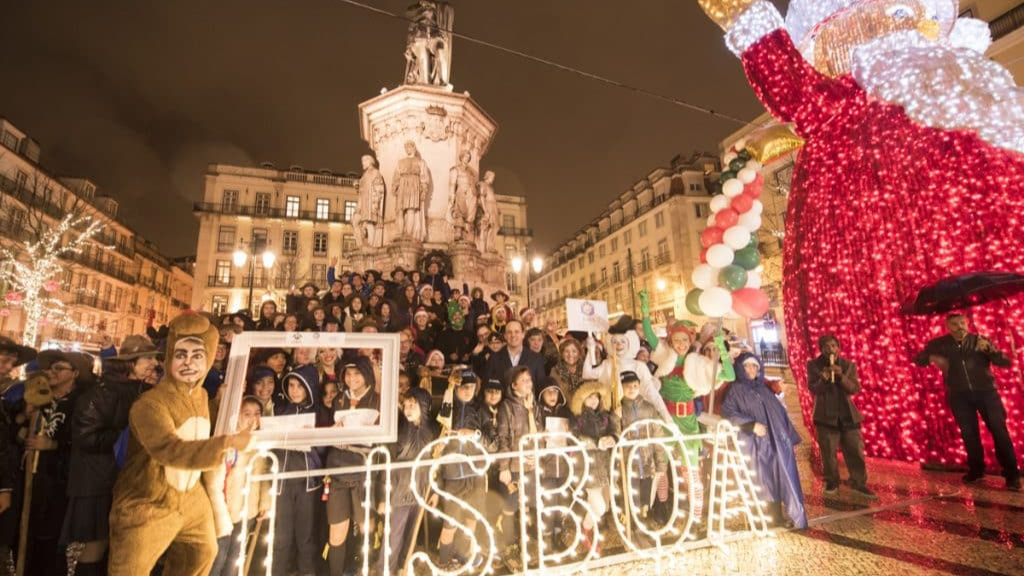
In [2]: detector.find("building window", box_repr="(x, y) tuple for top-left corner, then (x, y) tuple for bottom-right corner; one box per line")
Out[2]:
(623, 230), (632, 245)
(640, 248), (650, 270)
(211, 295), (229, 316)
(222, 190), (238, 212)
(0, 131), (18, 151)
(282, 230), (298, 254)
(344, 200), (357, 223)
(286, 196), (300, 218)
(658, 239), (670, 260)
(588, 252), (594, 264)
(569, 262), (575, 274)
(502, 215), (515, 229)
(316, 198), (330, 220)
(215, 260), (231, 284)
(342, 235), (356, 256)
(599, 245), (606, 258)
(600, 267), (607, 283)
(589, 272), (596, 287)
(311, 264), (327, 285)
(255, 193), (271, 216)
(561, 268), (567, 280)
(655, 212), (665, 228)
(217, 226), (235, 252)
(695, 202), (710, 219)
(638, 221), (648, 237)
(612, 261), (621, 283)
(571, 280), (577, 293)
(313, 232), (328, 256)
(611, 237), (618, 251)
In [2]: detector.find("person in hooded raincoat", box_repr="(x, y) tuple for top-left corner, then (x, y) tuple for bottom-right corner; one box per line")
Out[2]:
(720, 353), (806, 529)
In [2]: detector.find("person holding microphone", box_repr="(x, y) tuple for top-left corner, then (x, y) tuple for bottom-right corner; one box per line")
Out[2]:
(915, 314), (1020, 491)
(807, 335), (873, 498)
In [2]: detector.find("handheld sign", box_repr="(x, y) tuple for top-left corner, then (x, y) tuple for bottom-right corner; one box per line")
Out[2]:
(566, 298), (610, 333)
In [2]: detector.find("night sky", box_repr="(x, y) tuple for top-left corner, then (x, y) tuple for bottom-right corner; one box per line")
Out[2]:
(0, 0), (784, 258)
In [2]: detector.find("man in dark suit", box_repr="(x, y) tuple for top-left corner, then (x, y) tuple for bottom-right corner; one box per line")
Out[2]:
(485, 320), (545, 389)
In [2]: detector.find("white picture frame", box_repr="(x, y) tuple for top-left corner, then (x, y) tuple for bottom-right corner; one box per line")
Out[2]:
(213, 330), (400, 449)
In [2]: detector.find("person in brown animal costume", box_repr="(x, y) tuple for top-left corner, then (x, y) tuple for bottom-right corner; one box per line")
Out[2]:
(108, 312), (252, 576)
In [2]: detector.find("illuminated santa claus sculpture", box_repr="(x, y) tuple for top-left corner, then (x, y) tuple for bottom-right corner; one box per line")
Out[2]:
(695, 0), (1024, 467)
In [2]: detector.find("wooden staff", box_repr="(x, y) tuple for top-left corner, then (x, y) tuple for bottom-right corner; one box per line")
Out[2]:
(15, 412), (41, 576)
(243, 517), (265, 576)
(608, 352), (632, 543)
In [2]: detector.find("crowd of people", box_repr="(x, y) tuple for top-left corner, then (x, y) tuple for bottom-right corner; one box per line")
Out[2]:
(0, 260), (1019, 576)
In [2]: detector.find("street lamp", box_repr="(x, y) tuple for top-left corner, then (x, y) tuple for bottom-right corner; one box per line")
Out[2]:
(511, 251), (544, 309)
(234, 239), (276, 312)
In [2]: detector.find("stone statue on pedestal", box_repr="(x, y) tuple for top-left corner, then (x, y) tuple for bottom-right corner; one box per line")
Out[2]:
(354, 155), (385, 248)
(403, 1), (455, 88)
(392, 141), (432, 242)
(447, 150), (479, 243)
(476, 170), (498, 253)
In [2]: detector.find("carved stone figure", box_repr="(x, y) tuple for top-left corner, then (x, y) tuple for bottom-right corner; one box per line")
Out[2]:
(392, 141), (432, 242)
(447, 150), (479, 243)
(403, 1), (454, 87)
(476, 170), (499, 253)
(354, 155), (386, 248)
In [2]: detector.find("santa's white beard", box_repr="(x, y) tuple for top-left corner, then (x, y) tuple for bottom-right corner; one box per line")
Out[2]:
(851, 31), (1024, 154)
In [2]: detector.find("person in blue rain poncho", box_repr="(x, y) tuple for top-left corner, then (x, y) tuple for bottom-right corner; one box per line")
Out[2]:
(720, 353), (806, 529)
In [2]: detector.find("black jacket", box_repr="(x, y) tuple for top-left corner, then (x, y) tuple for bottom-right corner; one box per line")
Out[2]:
(806, 355), (863, 428)
(485, 347), (546, 391)
(441, 398), (485, 480)
(914, 333), (1011, 393)
(67, 375), (149, 497)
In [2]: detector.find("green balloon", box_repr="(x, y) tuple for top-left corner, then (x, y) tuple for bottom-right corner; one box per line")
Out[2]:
(745, 235), (758, 250)
(738, 149), (752, 161)
(685, 288), (704, 316)
(733, 246), (761, 270)
(719, 170), (736, 184)
(719, 265), (748, 291)
(729, 158), (746, 172)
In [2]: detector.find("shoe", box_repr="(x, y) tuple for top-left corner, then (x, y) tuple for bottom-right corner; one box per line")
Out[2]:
(851, 485), (877, 499)
(501, 546), (523, 573)
(1006, 477), (1022, 492)
(823, 483), (839, 495)
(962, 471), (985, 484)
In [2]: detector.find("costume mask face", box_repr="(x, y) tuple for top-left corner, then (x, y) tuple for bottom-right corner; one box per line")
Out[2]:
(802, 0), (950, 76)
(170, 338), (208, 386)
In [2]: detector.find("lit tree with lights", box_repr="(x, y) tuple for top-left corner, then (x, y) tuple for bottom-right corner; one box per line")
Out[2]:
(0, 212), (106, 348)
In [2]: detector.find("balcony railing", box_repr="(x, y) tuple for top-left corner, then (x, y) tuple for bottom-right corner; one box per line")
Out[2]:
(66, 252), (137, 285)
(208, 275), (235, 287)
(0, 174), (66, 221)
(991, 4), (1024, 40)
(129, 304), (143, 315)
(655, 253), (672, 266)
(72, 293), (119, 313)
(194, 202), (351, 224)
(498, 226), (533, 237)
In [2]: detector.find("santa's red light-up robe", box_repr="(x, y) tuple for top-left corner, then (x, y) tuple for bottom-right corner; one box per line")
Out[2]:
(742, 29), (1024, 467)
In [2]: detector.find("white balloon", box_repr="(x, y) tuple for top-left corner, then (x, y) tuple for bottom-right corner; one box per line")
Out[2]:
(706, 244), (735, 268)
(691, 264), (718, 289)
(699, 287), (733, 317)
(751, 199), (764, 215)
(724, 225), (751, 250)
(722, 179), (744, 198)
(745, 271), (762, 289)
(745, 159), (762, 172)
(737, 167), (757, 184)
(710, 194), (731, 214)
(738, 212), (762, 232)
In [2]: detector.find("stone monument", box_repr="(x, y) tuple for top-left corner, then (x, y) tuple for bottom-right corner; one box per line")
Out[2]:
(352, 1), (507, 292)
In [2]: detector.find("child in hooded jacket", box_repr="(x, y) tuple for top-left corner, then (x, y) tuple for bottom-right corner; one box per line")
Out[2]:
(570, 381), (620, 551)
(206, 396), (272, 576)
(619, 370), (669, 525)
(535, 375), (572, 550)
(272, 365), (325, 576)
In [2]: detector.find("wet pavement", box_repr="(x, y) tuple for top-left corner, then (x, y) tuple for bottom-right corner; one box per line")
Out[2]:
(588, 376), (1024, 576)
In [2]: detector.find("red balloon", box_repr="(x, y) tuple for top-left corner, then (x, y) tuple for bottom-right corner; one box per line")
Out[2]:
(700, 226), (724, 248)
(714, 208), (739, 229)
(700, 247), (708, 264)
(731, 193), (754, 214)
(743, 174), (764, 198)
(731, 288), (770, 319)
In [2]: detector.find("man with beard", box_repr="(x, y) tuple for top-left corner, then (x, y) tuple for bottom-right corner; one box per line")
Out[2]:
(695, 0), (1024, 464)
(915, 314), (1020, 491)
